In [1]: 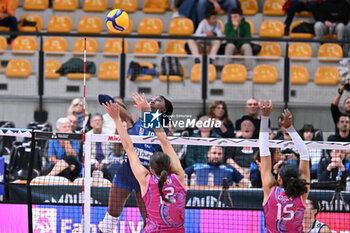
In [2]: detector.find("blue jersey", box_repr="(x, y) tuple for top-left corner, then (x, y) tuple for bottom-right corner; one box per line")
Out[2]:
(114, 118), (167, 191)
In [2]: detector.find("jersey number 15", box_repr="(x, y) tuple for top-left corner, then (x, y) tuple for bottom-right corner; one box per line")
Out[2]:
(277, 203), (294, 221)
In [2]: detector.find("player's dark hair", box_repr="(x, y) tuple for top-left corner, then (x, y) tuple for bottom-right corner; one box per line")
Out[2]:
(160, 96), (173, 126)
(150, 152), (171, 203)
(278, 164), (308, 197)
(311, 200), (322, 217)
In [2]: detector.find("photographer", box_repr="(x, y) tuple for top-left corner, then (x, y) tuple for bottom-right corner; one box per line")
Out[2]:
(331, 83), (350, 127)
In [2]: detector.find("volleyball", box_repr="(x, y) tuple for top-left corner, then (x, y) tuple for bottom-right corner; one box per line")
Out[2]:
(106, 9), (129, 32)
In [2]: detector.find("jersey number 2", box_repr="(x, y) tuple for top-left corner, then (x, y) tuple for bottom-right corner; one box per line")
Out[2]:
(277, 203), (294, 221)
(160, 187), (174, 204)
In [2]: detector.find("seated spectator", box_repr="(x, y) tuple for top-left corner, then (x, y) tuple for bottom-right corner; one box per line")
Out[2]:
(187, 10), (223, 64)
(224, 8), (253, 74)
(331, 83), (350, 128)
(45, 117), (81, 181)
(314, 0), (349, 41)
(318, 149), (350, 189)
(185, 115), (221, 167)
(299, 124), (324, 179)
(0, 0), (18, 44)
(67, 114), (80, 133)
(67, 98), (91, 132)
(268, 128), (276, 139)
(198, 0), (239, 23)
(327, 114), (350, 142)
(185, 146), (247, 187)
(208, 100), (235, 138)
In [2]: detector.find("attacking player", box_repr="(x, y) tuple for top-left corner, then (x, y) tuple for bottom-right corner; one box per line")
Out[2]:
(103, 94), (187, 232)
(258, 100), (310, 232)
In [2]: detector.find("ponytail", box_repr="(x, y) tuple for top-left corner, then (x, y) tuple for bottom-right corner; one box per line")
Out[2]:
(285, 176), (308, 197)
(158, 170), (171, 203)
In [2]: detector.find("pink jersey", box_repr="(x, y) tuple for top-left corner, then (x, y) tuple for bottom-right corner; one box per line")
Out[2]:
(142, 173), (187, 233)
(263, 186), (306, 233)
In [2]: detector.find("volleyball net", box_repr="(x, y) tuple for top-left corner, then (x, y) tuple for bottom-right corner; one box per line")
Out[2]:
(0, 128), (350, 232)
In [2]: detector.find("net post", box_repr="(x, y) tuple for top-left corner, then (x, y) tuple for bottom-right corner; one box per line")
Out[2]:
(83, 133), (92, 233)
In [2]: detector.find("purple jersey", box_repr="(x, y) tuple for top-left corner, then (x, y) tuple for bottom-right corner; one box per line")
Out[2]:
(142, 174), (187, 233)
(263, 186), (306, 233)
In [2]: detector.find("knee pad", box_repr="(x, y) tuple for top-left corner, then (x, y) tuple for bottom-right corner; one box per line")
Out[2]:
(98, 212), (119, 233)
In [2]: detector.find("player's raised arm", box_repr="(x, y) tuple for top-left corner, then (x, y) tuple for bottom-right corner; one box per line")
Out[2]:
(103, 101), (149, 188)
(280, 109), (310, 202)
(258, 100), (277, 202)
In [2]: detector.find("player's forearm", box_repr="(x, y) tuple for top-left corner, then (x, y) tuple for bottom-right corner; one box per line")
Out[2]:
(286, 126), (309, 160)
(114, 118), (137, 160)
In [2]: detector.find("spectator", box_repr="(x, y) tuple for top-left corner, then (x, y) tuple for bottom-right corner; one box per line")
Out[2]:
(185, 115), (221, 167)
(185, 146), (247, 186)
(208, 100), (235, 138)
(303, 199), (331, 232)
(314, 0), (349, 41)
(331, 83), (350, 127)
(67, 98), (91, 131)
(45, 117), (81, 181)
(318, 149), (350, 189)
(300, 124), (324, 179)
(224, 8), (253, 73)
(197, 0), (239, 23)
(67, 114), (80, 133)
(327, 114), (350, 142)
(282, 0), (322, 34)
(187, 10), (223, 64)
(268, 128), (276, 140)
(0, 0), (18, 44)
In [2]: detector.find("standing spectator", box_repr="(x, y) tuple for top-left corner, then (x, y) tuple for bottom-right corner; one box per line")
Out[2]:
(0, 0), (18, 44)
(318, 149), (350, 189)
(208, 100), (235, 138)
(224, 8), (253, 73)
(67, 98), (91, 131)
(187, 10), (223, 64)
(331, 83), (350, 127)
(327, 114), (350, 142)
(197, 0), (239, 23)
(314, 0), (349, 41)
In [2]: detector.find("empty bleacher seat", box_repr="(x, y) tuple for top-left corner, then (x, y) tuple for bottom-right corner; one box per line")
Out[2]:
(0, 36), (7, 52)
(67, 73), (92, 79)
(257, 42), (282, 58)
(18, 14), (43, 32)
(103, 39), (129, 56)
(288, 43), (312, 59)
(252, 65), (278, 84)
(77, 16), (103, 34)
(263, 0), (286, 16)
(134, 39), (159, 55)
(239, 0), (258, 15)
(164, 40), (187, 56)
(128, 62), (154, 81)
(289, 21), (314, 39)
(53, 0), (78, 11)
(259, 20), (284, 38)
(43, 37), (68, 55)
(12, 36), (37, 54)
(98, 61), (119, 80)
(47, 15), (73, 33)
(83, 0), (108, 12)
(6, 59), (32, 78)
(137, 17), (163, 35)
(159, 65), (185, 82)
(291, 66), (309, 84)
(45, 60), (62, 79)
(246, 19), (254, 36)
(73, 38), (98, 56)
(23, 0), (48, 10)
(221, 64), (247, 83)
(190, 64), (216, 83)
(318, 43), (343, 62)
(108, 18), (133, 34)
(168, 18), (194, 36)
(113, 0), (138, 12)
(143, 0), (169, 13)
(314, 67), (339, 85)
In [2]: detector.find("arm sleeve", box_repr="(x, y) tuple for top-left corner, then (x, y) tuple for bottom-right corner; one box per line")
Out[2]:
(286, 125), (309, 161)
(233, 168), (244, 183)
(259, 116), (271, 157)
(222, 120), (235, 138)
(194, 21), (207, 37)
(317, 159), (331, 181)
(48, 140), (56, 157)
(331, 104), (341, 125)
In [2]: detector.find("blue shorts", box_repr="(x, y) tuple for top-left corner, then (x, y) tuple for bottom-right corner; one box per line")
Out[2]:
(113, 162), (143, 191)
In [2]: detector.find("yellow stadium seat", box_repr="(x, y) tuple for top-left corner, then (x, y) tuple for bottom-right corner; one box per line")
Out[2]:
(168, 18), (194, 36)
(6, 59), (32, 78)
(134, 39), (159, 56)
(12, 36), (37, 54)
(217, 19), (225, 33)
(314, 67), (339, 85)
(263, 0), (285, 16)
(0, 36), (7, 53)
(83, 0), (108, 12)
(318, 43), (343, 62)
(190, 64), (216, 83)
(18, 15), (43, 32)
(53, 0), (78, 11)
(98, 61), (119, 80)
(113, 0), (138, 12)
(259, 20), (284, 38)
(47, 15), (73, 33)
(128, 62), (154, 81)
(239, 0), (258, 15)
(137, 17), (163, 35)
(159, 65), (185, 82)
(0, 26), (9, 31)
(257, 42), (282, 58)
(103, 39), (129, 56)
(45, 60), (61, 79)
(67, 73), (92, 80)
(73, 38), (98, 56)
(108, 18), (133, 35)
(288, 43), (312, 60)
(43, 37), (68, 55)
(291, 66), (309, 84)
(289, 21), (313, 39)
(252, 65), (278, 84)
(13, 0), (18, 8)
(221, 64), (247, 83)
(143, 0), (169, 13)
(23, 0), (48, 10)
(77, 16), (103, 34)
(295, 11), (312, 17)
(164, 40), (187, 56)
(246, 19), (254, 36)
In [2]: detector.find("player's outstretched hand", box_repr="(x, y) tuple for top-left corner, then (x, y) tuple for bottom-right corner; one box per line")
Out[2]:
(103, 100), (120, 120)
(279, 109), (293, 129)
(133, 93), (151, 112)
(258, 100), (273, 117)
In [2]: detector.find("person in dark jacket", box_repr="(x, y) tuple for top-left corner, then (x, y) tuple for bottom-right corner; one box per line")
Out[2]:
(327, 114), (350, 142)
(208, 100), (235, 138)
(314, 0), (349, 40)
(224, 8), (252, 72)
